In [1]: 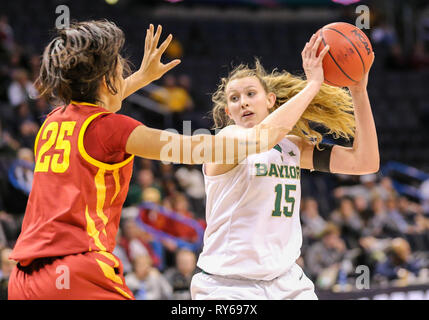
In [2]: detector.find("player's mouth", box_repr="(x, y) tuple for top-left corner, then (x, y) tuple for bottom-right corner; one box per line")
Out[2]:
(242, 110), (255, 119)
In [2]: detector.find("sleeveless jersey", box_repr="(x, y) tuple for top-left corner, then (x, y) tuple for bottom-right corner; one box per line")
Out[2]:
(10, 103), (135, 265)
(197, 137), (302, 281)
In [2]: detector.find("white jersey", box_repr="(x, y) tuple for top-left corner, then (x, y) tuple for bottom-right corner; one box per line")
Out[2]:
(197, 137), (302, 281)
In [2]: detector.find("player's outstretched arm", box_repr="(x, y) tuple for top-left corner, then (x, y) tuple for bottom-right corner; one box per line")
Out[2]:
(122, 24), (181, 99)
(290, 53), (379, 175)
(125, 123), (288, 165)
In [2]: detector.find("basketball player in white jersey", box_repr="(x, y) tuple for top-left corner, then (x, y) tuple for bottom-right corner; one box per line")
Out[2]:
(191, 34), (378, 299)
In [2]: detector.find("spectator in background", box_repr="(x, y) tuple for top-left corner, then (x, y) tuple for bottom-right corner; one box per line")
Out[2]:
(120, 218), (161, 269)
(0, 247), (16, 300)
(177, 74), (209, 128)
(363, 197), (393, 238)
(0, 120), (19, 154)
(375, 237), (422, 284)
(159, 162), (176, 181)
(162, 179), (179, 201)
(28, 54), (41, 82)
(15, 114), (39, 149)
(377, 176), (398, 201)
(13, 147), (34, 194)
(150, 74), (194, 129)
(165, 248), (199, 300)
(333, 173), (379, 204)
(305, 223), (347, 288)
(354, 195), (372, 224)
(175, 165), (205, 218)
(113, 228), (132, 276)
(397, 196), (429, 251)
(7, 69), (38, 107)
(385, 195), (410, 235)
(385, 196), (428, 252)
(301, 197), (327, 245)
(165, 37), (183, 60)
(125, 168), (163, 207)
(125, 254), (172, 300)
(355, 235), (391, 279)
(33, 98), (52, 126)
(331, 197), (364, 249)
(170, 193), (199, 243)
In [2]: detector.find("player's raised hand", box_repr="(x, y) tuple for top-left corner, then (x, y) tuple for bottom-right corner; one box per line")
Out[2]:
(301, 34), (330, 86)
(122, 24), (181, 99)
(348, 52), (375, 92)
(139, 24), (181, 82)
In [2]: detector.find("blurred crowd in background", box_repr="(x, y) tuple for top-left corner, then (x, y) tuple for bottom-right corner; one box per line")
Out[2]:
(1, 0), (429, 300)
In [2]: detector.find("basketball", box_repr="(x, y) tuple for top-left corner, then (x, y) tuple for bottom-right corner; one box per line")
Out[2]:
(316, 22), (373, 87)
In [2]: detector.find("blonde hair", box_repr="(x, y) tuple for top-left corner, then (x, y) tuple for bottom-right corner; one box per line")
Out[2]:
(211, 59), (355, 147)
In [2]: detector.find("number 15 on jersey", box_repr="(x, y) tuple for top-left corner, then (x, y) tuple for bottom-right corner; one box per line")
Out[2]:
(272, 184), (297, 218)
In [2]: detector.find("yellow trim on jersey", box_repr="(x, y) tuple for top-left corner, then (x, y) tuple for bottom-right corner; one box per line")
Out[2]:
(33, 118), (49, 158)
(71, 100), (99, 107)
(96, 251), (120, 268)
(95, 168), (108, 237)
(114, 286), (132, 299)
(111, 169), (121, 205)
(85, 206), (107, 251)
(95, 258), (123, 285)
(77, 112), (135, 171)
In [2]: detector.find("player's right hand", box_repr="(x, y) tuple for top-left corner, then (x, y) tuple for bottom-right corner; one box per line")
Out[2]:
(301, 34), (330, 86)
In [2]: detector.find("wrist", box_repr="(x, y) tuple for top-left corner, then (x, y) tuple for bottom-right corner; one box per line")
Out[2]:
(349, 86), (368, 96)
(306, 80), (322, 92)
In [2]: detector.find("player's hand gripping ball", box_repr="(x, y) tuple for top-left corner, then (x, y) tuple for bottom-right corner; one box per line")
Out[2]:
(316, 22), (373, 87)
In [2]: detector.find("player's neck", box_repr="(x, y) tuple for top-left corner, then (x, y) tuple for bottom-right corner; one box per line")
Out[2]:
(97, 92), (121, 113)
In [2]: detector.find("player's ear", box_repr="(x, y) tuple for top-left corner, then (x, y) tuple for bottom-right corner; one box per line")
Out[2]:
(100, 75), (109, 90)
(267, 92), (276, 110)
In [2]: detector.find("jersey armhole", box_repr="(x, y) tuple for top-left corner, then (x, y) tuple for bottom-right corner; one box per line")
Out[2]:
(78, 112), (134, 170)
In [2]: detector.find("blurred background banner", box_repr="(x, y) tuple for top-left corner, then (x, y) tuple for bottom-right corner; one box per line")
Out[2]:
(1, 0), (429, 300)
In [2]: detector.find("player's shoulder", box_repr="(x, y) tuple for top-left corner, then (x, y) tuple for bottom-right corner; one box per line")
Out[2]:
(94, 112), (142, 126)
(284, 135), (302, 150)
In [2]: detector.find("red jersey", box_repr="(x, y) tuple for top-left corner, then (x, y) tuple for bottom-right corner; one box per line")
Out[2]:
(10, 102), (141, 266)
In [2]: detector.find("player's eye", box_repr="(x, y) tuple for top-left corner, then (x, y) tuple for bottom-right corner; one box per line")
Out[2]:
(248, 91), (256, 97)
(230, 95), (239, 102)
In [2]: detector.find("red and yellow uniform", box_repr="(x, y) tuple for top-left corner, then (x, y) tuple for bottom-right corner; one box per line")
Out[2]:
(8, 102), (141, 300)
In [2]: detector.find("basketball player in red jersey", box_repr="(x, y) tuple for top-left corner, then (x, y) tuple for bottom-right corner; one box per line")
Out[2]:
(7, 20), (300, 299)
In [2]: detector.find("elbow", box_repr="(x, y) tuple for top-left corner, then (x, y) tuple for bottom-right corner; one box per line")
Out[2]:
(368, 151), (380, 173)
(365, 162), (380, 174)
(357, 157), (380, 175)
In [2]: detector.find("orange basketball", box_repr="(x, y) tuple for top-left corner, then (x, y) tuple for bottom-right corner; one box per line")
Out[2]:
(316, 22), (373, 87)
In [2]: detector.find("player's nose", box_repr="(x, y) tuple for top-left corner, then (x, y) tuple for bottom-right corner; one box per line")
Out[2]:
(241, 95), (250, 108)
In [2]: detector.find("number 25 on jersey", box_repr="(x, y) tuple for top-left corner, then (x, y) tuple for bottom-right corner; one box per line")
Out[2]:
(35, 121), (76, 173)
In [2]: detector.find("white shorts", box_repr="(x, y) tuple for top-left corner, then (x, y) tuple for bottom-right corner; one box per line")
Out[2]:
(191, 263), (317, 300)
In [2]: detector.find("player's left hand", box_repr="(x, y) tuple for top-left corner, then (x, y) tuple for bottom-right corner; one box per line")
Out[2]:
(138, 24), (181, 82)
(348, 52), (375, 92)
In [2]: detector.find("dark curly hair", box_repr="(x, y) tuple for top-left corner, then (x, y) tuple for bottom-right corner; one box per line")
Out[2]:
(36, 20), (130, 106)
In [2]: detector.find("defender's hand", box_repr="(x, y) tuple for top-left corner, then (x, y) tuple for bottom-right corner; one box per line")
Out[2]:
(139, 24), (181, 82)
